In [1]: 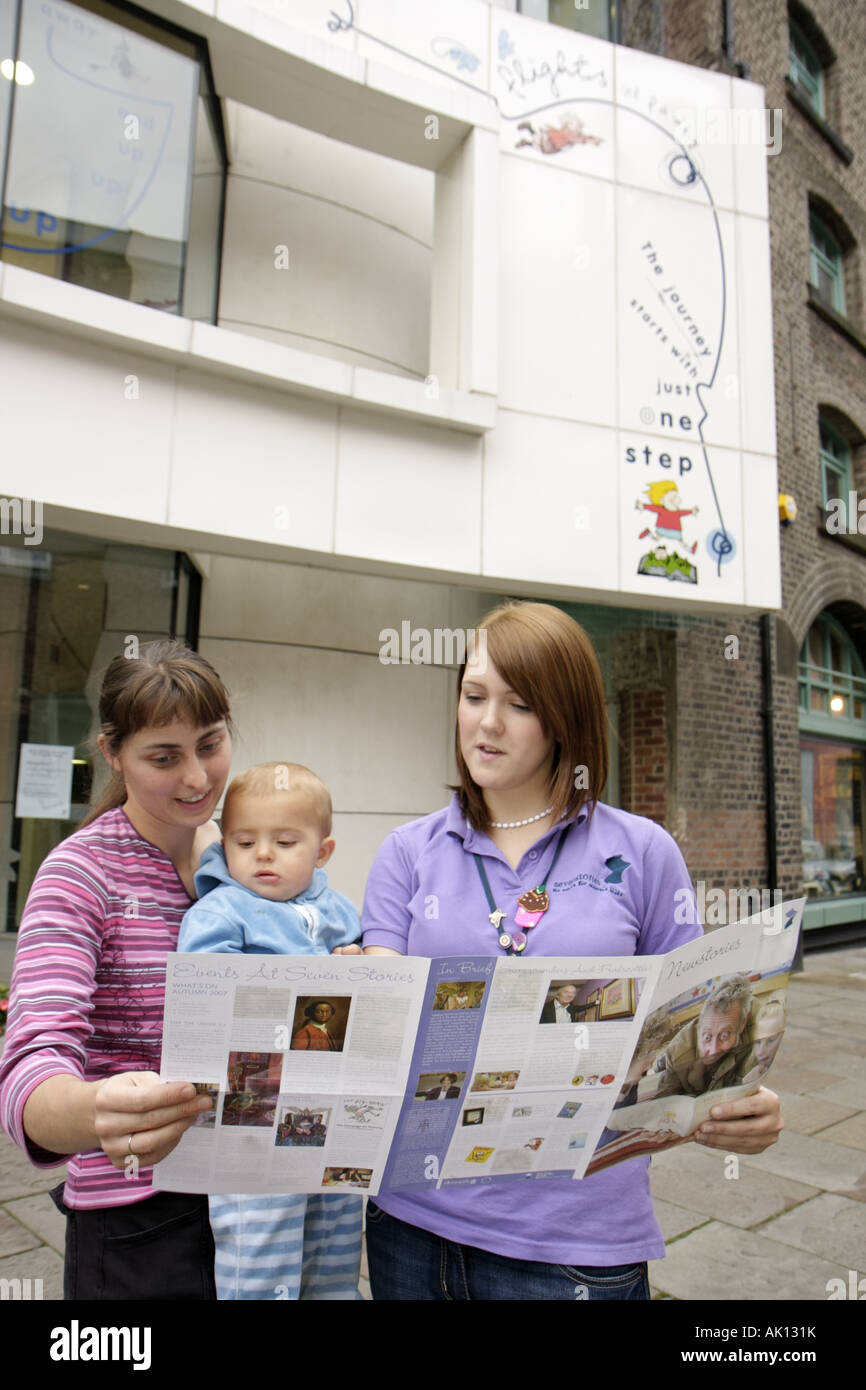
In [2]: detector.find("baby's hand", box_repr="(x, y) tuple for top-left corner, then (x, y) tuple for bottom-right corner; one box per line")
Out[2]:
(332, 943), (364, 955)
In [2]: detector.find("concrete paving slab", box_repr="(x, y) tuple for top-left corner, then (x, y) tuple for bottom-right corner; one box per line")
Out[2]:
(650, 1144), (818, 1226)
(790, 1005), (864, 1030)
(811, 1052), (866, 1081)
(805, 1077), (866, 1109)
(816, 1112), (866, 1150)
(653, 1198), (711, 1242)
(822, 1036), (866, 1057)
(811, 1011), (866, 1034)
(801, 959), (866, 985)
(758, 1062), (844, 1094)
(4, 1192), (67, 1254)
(740, 1128), (866, 1190)
(649, 1220), (849, 1301)
(759, 1192), (866, 1269)
(0, 1141), (66, 1202)
(796, 1014), (866, 1041)
(787, 985), (849, 1007)
(0, 1206), (41, 1258)
(774, 1033), (851, 1060)
(0, 1243), (64, 1300)
(771, 1089), (856, 1135)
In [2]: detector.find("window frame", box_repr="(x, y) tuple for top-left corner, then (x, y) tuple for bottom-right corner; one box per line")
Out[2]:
(819, 418), (853, 508)
(517, 0), (617, 43)
(810, 210), (846, 316)
(799, 613), (866, 734)
(789, 16), (825, 117)
(0, 0), (228, 322)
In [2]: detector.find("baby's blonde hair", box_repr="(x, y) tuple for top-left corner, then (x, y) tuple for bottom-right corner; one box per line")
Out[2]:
(222, 762), (333, 837)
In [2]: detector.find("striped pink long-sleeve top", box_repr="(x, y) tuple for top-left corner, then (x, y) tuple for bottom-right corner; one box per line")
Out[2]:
(0, 806), (192, 1209)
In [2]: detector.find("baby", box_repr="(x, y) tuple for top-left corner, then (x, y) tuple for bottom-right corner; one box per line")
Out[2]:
(178, 761), (362, 1301)
(180, 761), (360, 956)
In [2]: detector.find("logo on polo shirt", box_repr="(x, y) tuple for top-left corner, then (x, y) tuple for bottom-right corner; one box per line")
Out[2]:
(603, 854), (631, 885)
(553, 855), (629, 898)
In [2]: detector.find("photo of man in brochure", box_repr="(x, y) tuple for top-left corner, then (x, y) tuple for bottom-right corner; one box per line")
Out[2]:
(584, 968), (789, 1174)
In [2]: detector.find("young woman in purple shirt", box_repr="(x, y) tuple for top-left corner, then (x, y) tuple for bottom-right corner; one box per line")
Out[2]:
(353, 601), (783, 1301)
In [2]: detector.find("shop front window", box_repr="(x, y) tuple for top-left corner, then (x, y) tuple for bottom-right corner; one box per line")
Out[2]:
(799, 612), (866, 900)
(1, 530), (201, 933)
(0, 0), (225, 317)
(800, 740), (865, 898)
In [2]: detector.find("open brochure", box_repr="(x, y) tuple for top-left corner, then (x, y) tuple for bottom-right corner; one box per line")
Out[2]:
(155, 898), (803, 1195)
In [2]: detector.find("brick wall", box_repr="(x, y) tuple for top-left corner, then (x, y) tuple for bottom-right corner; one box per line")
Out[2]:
(619, 688), (667, 823)
(671, 617), (771, 893)
(659, 0), (866, 912)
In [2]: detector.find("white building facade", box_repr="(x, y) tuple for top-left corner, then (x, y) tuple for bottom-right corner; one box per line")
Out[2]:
(0, 0), (780, 923)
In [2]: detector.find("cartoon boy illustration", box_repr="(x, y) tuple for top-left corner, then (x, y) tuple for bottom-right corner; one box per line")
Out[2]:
(515, 110), (603, 155)
(636, 480), (699, 555)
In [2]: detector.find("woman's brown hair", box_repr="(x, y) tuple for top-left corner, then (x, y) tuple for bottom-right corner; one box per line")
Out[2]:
(80, 640), (232, 827)
(454, 601), (609, 831)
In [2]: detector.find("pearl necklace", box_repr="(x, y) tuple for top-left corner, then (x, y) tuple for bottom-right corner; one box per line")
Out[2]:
(489, 806), (553, 829)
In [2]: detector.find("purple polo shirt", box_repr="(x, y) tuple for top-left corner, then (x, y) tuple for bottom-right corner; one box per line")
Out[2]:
(362, 795), (701, 1265)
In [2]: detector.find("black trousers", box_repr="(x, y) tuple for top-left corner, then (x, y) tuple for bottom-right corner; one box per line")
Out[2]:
(51, 1183), (216, 1301)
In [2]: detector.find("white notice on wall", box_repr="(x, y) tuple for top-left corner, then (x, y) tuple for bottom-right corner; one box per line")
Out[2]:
(15, 744), (75, 820)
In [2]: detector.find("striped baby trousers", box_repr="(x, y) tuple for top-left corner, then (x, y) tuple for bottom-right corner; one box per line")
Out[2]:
(208, 1192), (363, 1300)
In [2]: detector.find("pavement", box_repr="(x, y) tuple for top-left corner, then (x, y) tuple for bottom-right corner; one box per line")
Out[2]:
(0, 933), (863, 1302)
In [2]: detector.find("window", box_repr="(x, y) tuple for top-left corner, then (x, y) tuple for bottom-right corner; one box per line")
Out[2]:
(799, 615), (866, 725)
(0, 528), (201, 932)
(799, 614), (866, 900)
(810, 210), (845, 315)
(789, 17), (825, 117)
(819, 418), (852, 507)
(518, 0), (615, 43)
(0, 0), (226, 319)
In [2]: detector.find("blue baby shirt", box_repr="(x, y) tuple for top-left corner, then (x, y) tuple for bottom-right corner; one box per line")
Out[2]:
(178, 842), (361, 955)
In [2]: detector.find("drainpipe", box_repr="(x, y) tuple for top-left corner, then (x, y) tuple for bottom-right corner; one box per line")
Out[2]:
(721, 0), (750, 79)
(761, 614), (802, 970)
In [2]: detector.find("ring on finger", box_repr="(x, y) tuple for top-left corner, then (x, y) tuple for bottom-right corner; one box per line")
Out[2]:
(127, 1134), (136, 1158)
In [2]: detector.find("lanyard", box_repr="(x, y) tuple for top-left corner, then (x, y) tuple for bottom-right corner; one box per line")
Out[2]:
(472, 823), (571, 955)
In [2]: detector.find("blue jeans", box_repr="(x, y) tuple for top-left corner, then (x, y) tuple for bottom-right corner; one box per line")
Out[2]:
(365, 1200), (650, 1301)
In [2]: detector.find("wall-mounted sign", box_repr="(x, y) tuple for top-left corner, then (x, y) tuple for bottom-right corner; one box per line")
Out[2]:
(15, 743), (75, 820)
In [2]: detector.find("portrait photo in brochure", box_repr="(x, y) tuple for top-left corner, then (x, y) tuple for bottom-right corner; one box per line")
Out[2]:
(290, 996), (351, 1052)
(415, 1071), (467, 1101)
